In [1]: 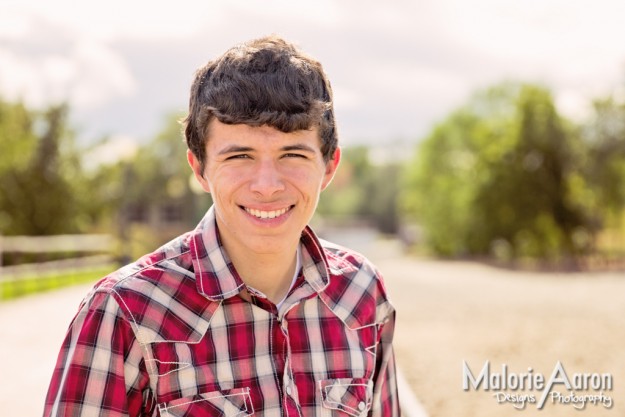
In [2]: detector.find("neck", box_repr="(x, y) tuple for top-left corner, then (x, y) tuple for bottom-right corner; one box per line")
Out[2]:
(226, 244), (299, 304)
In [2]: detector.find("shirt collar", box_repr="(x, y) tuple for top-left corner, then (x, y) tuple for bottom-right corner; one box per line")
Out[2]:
(190, 206), (330, 301)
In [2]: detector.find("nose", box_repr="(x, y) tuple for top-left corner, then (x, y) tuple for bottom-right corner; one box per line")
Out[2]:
(249, 158), (285, 196)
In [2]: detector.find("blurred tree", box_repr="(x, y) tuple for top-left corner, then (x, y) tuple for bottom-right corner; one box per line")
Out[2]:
(582, 97), (625, 221)
(317, 145), (370, 219)
(580, 96), (625, 258)
(124, 112), (210, 222)
(0, 101), (82, 235)
(107, 113), (211, 259)
(401, 83), (594, 261)
(367, 162), (401, 234)
(317, 145), (401, 234)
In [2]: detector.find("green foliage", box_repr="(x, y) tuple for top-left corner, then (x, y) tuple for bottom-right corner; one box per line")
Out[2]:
(122, 112), (212, 222)
(401, 110), (481, 255)
(0, 99), (209, 249)
(317, 145), (401, 233)
(88, 113), (212, 260)
(317, 146), (369, 218)
(0, 101), (83, 235)
(582, 97), (625, 220)
(401, 83), (595, 260)
(3, 82), (624, 266)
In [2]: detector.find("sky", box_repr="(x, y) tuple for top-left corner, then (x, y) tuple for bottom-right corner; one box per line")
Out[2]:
(1, 0), (625, 156)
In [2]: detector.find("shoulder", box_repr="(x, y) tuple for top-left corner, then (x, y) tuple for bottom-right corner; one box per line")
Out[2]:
(319, 238), (384, 288)
(317, 238), (395, 328)
(101, 231), (194, 292)
(84, 232), (213, 344)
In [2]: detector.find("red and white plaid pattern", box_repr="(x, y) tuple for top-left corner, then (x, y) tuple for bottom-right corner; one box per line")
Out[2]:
(44, 206), (400, 416)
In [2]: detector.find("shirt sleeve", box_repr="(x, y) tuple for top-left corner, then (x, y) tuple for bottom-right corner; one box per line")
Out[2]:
(370, 310), (401, 417)
(43, 290), (153, 417)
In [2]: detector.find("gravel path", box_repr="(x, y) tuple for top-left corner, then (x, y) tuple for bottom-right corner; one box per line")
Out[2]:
(375, 251), (625, 417)
(1, 243), (623, 417)
(0, 283), (94, 416)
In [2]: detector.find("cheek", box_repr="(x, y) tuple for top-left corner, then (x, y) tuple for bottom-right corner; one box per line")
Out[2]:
(286, 170), (323, 195)
(285, 163), (327, 184)
(205, 170), (238, 198)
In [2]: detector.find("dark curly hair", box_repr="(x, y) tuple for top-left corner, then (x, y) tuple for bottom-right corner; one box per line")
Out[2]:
(182, 35), (338, 172)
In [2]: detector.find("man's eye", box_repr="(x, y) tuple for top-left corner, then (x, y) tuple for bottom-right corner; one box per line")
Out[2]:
(226, 154), (250, 160)
(283, 153), (307, 159)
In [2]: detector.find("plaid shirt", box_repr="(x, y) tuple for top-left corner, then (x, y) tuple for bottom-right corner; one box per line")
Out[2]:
(44, 207), (399, 417)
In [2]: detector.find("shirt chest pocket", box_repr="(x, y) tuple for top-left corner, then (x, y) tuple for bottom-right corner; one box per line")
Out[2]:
(158, 387), (254, 417)
(319, 378), (373, 417)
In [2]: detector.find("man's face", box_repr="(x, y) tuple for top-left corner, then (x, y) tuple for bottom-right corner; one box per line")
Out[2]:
(188, 119), (340, 258)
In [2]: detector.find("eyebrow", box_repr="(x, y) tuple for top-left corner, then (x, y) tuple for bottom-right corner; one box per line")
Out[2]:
(217, 145), (254, 155)
(217, 144), (317, 155)
(281, 144), (317, 153)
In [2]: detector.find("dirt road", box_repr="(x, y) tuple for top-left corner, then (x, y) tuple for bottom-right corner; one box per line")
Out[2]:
(1, 242), (623, 417)
(374, 250), (625, 417)
(0, 283), (94, 416)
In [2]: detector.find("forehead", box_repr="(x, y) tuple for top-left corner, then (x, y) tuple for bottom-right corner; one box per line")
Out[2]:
(206, 119), (321, 151)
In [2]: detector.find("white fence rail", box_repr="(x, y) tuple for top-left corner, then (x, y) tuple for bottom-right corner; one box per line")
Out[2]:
(0, 234), (114, 280)
(0, 234), (112, 254)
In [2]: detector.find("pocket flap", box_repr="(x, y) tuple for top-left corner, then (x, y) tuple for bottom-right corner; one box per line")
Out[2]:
(319, 378), (373, 416)
(159, 387), (253, 417)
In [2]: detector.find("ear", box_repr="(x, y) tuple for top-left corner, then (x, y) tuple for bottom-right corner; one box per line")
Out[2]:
(321, 147), (341, 191)
(187, 150), (211, 193)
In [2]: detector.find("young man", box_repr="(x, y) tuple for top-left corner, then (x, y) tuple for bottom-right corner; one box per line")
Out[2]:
(44, 35), (399, 417)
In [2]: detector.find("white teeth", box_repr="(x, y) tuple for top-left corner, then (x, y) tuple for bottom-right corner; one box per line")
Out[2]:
(245, 207), (290, 219)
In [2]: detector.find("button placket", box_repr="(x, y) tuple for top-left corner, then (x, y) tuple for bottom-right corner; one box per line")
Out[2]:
(281, 316), (300, 407)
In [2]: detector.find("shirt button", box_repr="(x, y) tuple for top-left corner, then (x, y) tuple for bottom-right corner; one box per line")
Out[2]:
(286, 386), (292, 396)
(358, 401), (366, 411)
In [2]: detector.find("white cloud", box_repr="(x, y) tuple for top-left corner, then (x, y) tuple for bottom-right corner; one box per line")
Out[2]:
(1, 0), (624, 143)
(431, 0), (625, 82)
(70, 40), (137, 107)
(0, 48), (42, 105)
(3, 0), (216, 41)
(227, 0), (341, 27)
(0, 7), (32, 39)
(2, 0), (341, 42)
(332, 87), (362, 111)
(0, 40), (136, 109)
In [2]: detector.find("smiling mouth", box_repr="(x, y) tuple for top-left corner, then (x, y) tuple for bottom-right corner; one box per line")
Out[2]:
(243, 205), (293, 219)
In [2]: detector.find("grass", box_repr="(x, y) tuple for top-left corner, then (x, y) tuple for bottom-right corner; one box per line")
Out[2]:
(0, 265), (116, 301)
